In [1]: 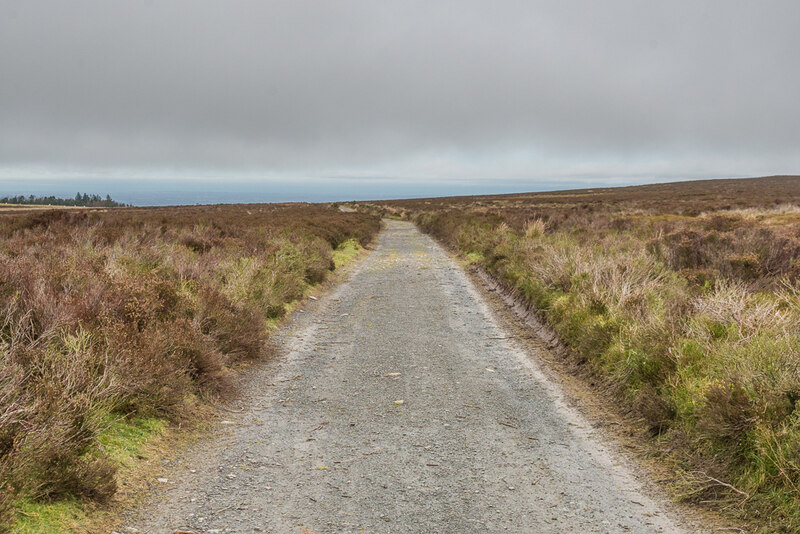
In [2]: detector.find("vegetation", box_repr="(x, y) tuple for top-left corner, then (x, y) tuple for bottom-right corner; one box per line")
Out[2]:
(0, 203), (380, 531)
(0, 193), (127, 208)
(359, 175), (800, 532)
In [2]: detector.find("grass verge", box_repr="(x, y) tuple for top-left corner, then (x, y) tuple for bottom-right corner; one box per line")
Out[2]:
(331, 238), (364, 269)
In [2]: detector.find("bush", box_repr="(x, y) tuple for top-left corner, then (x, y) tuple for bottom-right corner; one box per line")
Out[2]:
(697, 383), (756, 448)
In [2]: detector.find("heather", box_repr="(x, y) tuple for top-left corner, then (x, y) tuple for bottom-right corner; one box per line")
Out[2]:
(0, 204), (380, 528)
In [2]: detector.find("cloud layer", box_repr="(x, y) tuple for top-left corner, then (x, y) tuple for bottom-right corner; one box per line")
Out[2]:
(1, 1), (798, 188)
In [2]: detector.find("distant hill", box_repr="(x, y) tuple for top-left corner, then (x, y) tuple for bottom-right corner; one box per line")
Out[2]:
(366, 175), (800, 216)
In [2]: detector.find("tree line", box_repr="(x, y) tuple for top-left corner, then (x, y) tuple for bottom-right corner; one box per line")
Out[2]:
(0, 192), (128, 207)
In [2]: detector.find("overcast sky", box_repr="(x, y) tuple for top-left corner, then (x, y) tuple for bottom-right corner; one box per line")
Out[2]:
(1, 1), (798, 201)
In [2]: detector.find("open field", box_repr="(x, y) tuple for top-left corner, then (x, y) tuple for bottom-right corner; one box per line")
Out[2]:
(358, 176), (800, 532)
(0, 203), (380, 531)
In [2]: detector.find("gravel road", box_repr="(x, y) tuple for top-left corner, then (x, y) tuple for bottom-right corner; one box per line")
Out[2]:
(126, 220), (696, 534)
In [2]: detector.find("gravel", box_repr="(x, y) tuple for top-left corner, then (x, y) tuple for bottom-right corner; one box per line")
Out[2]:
(125, 220), (697, 534)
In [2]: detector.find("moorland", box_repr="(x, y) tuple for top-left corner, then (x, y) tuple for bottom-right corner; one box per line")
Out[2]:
(5, 175), (800, 532)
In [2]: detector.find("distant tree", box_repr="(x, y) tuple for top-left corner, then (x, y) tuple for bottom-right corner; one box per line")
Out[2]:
(0, 192), (127, 207)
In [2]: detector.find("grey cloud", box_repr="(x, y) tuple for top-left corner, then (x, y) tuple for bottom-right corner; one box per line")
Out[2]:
(1, 0), (798, 186)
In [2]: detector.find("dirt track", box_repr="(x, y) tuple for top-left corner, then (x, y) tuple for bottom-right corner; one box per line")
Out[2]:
(126, 220), (700, 533)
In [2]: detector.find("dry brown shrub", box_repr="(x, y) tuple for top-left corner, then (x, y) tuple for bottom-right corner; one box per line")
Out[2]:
(726, 252), (761, 280)
(609, 216), (633, 231)
(697, 383), (756, 446)
(747, 228), (800, 279)
(703, 214), (741, 232)
(195, 287), (267, 362)
(634, 385), (676, 436)
(661, 229), (708, 270)
(105, 322), (196, 418)
(302, 237), (336, 284)
(28, 452), (117, 504)
(0, 485), (12, 529)
(173, 320), (232, 396)
(2, 344), (118, 503)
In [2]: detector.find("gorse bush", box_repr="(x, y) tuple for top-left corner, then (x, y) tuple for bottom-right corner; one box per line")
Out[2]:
(361, 176), (800, 532)
(0, 203), (380, 528)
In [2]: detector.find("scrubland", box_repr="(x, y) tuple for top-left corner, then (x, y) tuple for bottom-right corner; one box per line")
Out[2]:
(361, 176), (800, 532)
(0, 204), (379, 530)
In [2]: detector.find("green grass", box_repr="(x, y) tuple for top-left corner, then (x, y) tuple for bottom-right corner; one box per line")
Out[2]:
(331, 238), (363, 269)
(12, 416), (166, 533)
(97, 416), (166, 467)
(13, 498), (88, 534)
